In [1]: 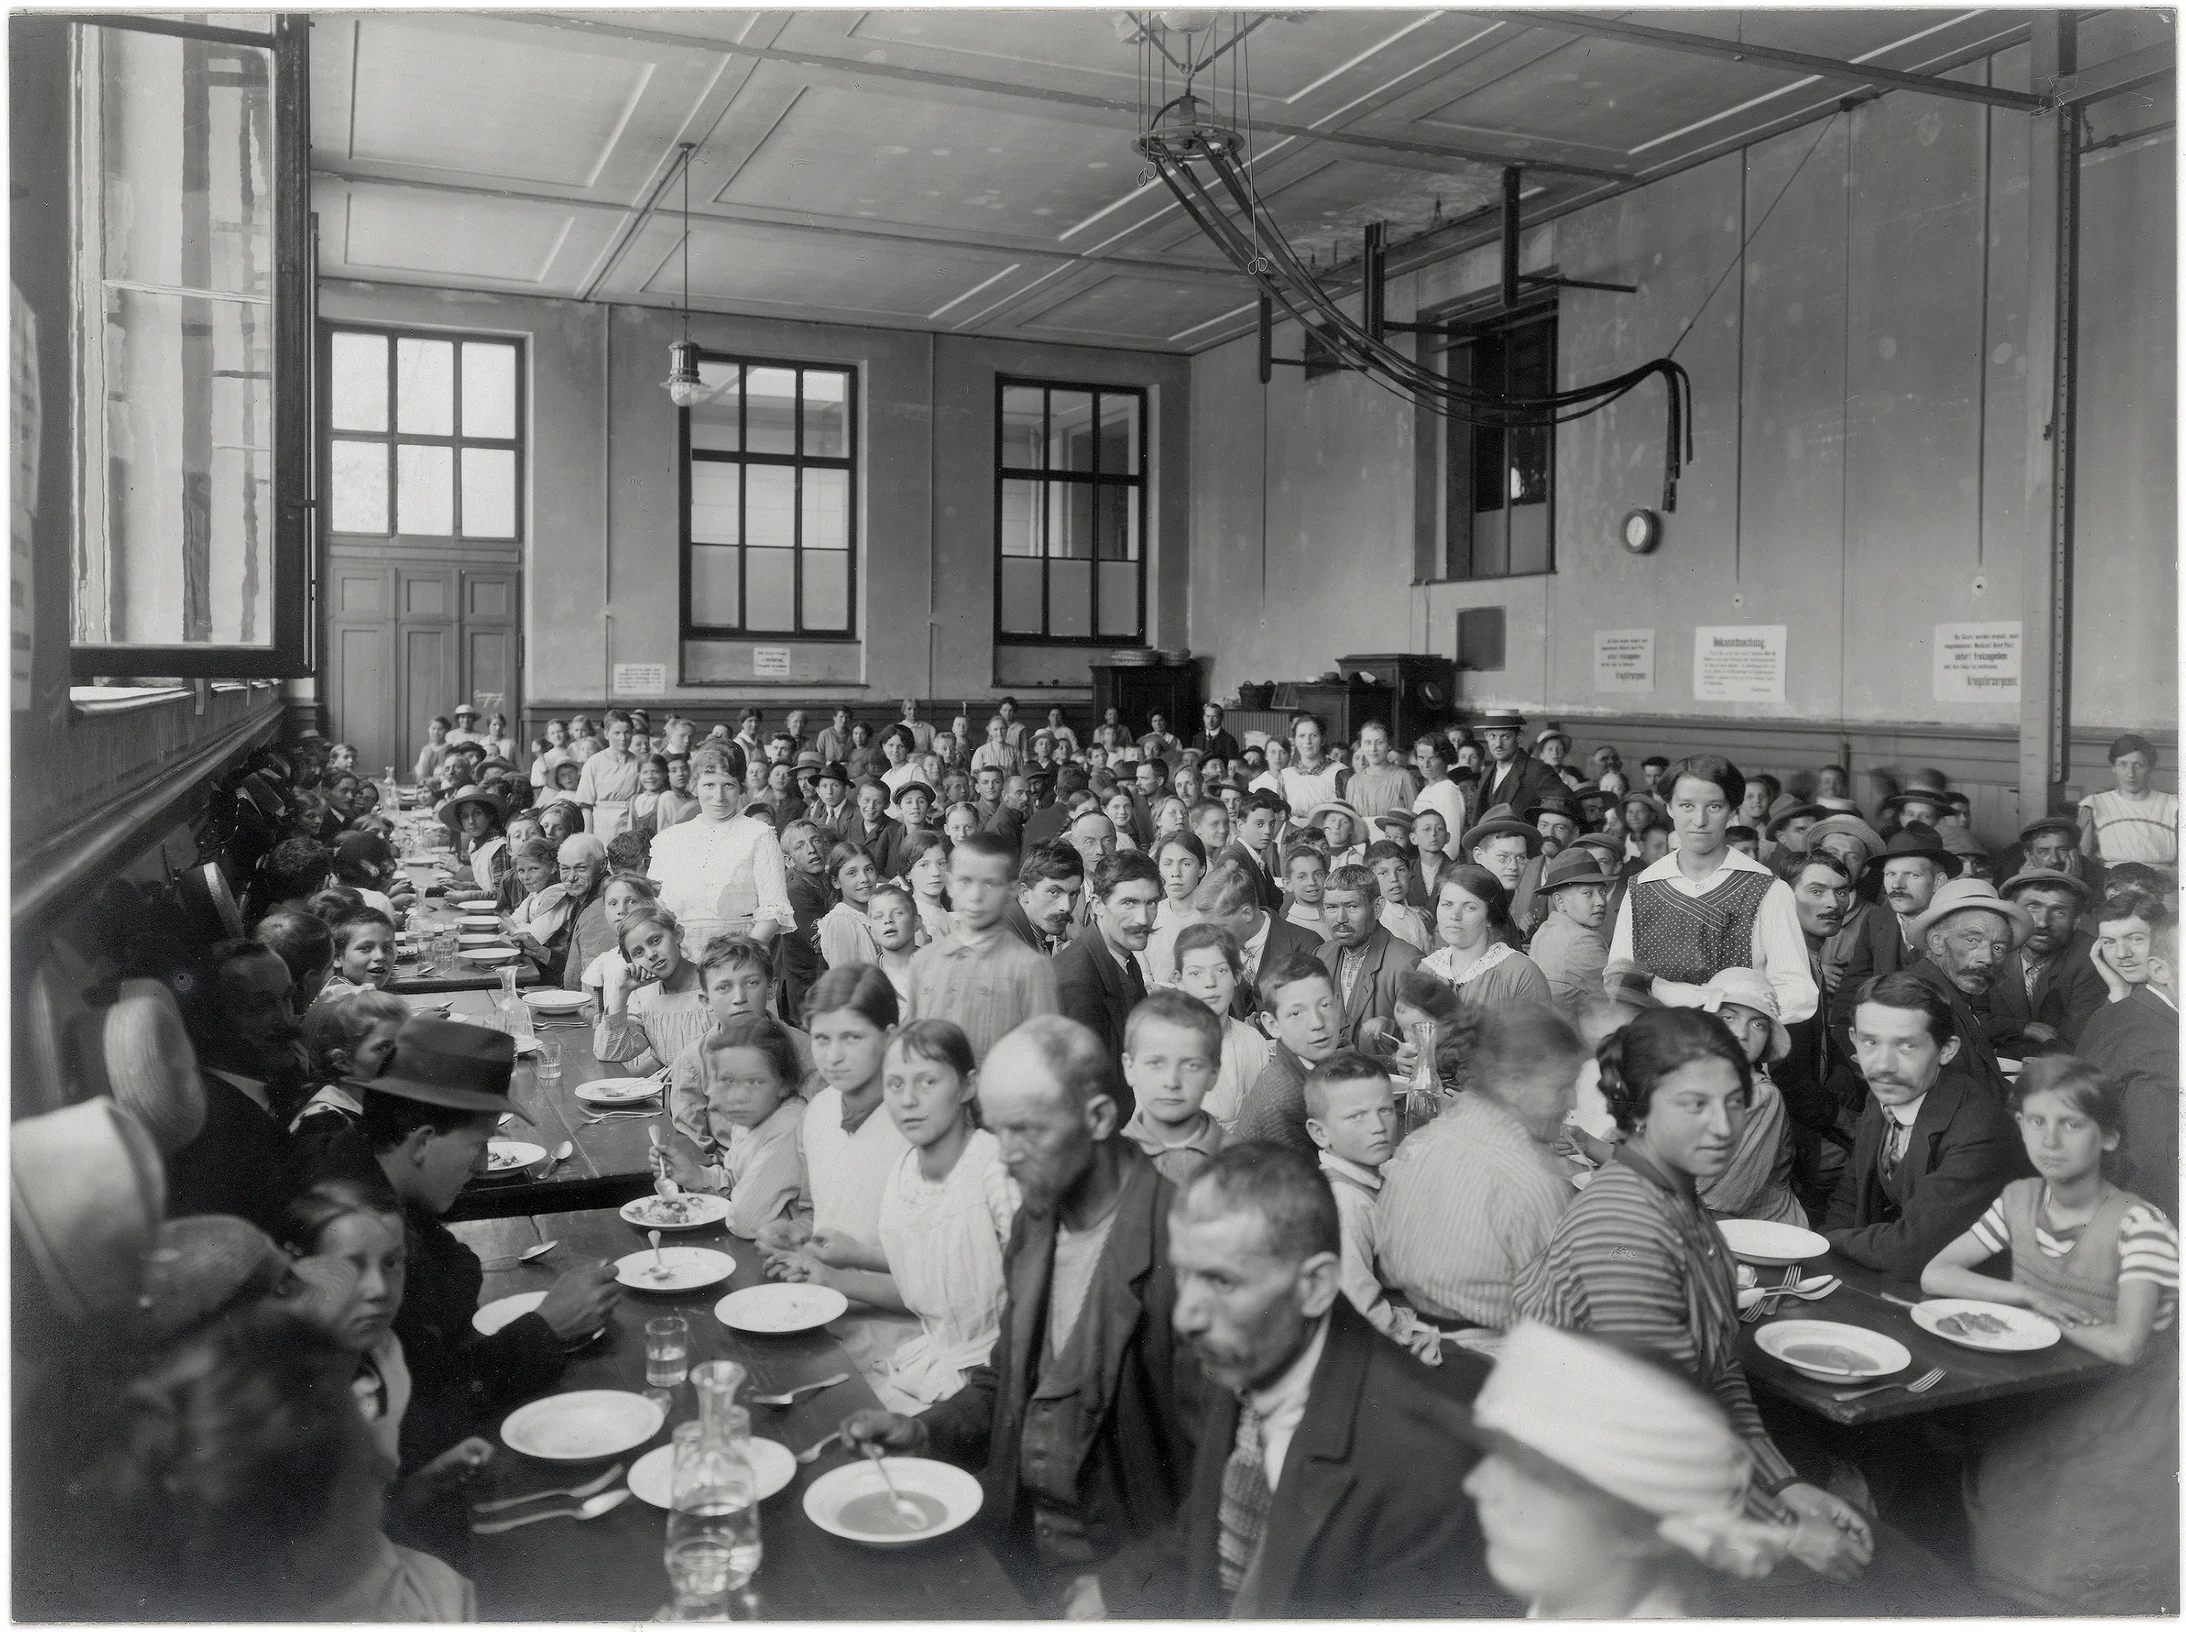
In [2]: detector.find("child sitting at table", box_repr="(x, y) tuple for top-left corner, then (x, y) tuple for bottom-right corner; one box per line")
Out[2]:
(1119, 990), (1226, 1185)
(1921, 1056), (2179, 1614)
(654, 1015), (808, 1240)
(332, 831), (406, 922)
(1365, 838), (1432, 952)
(1282, 841), (1330, 931)
(321, 909), (398, 999)
(667, 935), (816, 1157)
(293, 988), (409, 1143)
(594, 904), (709, 1076)
(865, 884), (918, 1009)
(306, 884), (367, 928)
(1305, 1052), (1444, 1364)
(818, 843), (881, 969)
(1694, 969), (1807, 1227)
(577, 872), (659, 1005)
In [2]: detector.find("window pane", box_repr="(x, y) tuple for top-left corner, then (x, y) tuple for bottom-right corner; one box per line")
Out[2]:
(746, 367), (797, 455)
(1000, 558), (1043, 635)
(460, 447), (516, 539)
(690, 543), (739, 627)
(803, 551), (848, 631)
(1047, 483), (1094, 559)
(461, 342), (517, 439)
(1095, 486), (1137, 560)
(95, 28), (273, 301)
(745, 548), (795, 631)
(79, 288), (275, 644)
(329, 440), (389, 534)
(1098, 394), (1139, 476)
(1049, 559), (1091, 637)
(803, 370), (848, 458)
(1468, 334), (1505, 516)
(396, 443), (453, 535)
(1098, 561), (1139, 637)
(745, 464), (795, 551)
(691, 362), (740, 451)
(1049, 390), (1095, 473)
(1000, 479), (1041, 557)
(1508, 501), (1551, 577)
(1473, 506), (1510, 579)
(329, 331), (388, 431)
(395, 338), (454, 435)
(1001, 385), (1044, 469)
(803, 467), (849, 552)
(690, 462), (739, 544)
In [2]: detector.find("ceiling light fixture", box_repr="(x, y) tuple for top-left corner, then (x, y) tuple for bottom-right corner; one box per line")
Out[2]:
(663, 141), (702, 408)
(1131, 14), (1695, 510)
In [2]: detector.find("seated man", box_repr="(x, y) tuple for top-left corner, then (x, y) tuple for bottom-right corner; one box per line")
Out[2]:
(162, 939), (306, 1232)
(1003, 840), (1084, 958)
(1830, 821), (1955, 1056)
(1315, 864), (1421, 1048)
(1989, 869), (2108, 1054)
(1901, 878), (2034, 1104)
(1092, 1145), (1498, 1620)
(1823, 974), (2028, 1278)
(1527, 848), (1614, 1011)
(2081, 909), (2181, 1217)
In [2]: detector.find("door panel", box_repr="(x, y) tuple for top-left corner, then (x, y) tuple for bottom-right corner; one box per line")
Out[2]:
(329, 623), (394, 776)
(323, 555), (519, 776)
(462, 569), (519, 733)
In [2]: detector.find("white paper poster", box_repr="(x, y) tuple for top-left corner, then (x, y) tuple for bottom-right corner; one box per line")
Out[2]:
(1932, 621), (2021, 703)
(1692, 625), (1786, 704)
(612, 662), (664, 696)
(1593, 628), (1655, 693)
(752, 647), (791, 677)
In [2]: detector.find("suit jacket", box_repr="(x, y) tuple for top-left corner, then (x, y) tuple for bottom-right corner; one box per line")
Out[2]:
(1902, 957), (2011, 1105)
(1829, 902), (1916, 1055)
(1984, 932), (2108, 1053)
(919, 1146), (1202, 1583)
(2082, 988), (2181, 1218)
(1216, 841), (1286, 919)
(1230, 916), (1327, 1023)
(777, 871), (832, 1019)
(807, 797), (856, 842)
(1822, 1069), (2029, 1278)
(1055, 934), (1145, 1108)
(1101, 1300), (1504, 1620)
(1316, 924), (1422, 1049)
(165, 1073), (292, 1233)
(982, 800), (1026, 857)
(1475, 754), (1563, 821)
(850, 811), (902, 861)
(1003, 895), (1064, 959)
(1023, 802), (1071, 854)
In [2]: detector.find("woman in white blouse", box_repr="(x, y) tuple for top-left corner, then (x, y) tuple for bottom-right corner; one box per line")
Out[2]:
(647, 744), (795, 957)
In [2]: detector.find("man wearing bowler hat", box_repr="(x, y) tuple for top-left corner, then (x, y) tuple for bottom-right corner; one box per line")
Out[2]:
(1472, 709), (1563, 817)
(1528, 848), (1616, 1011)
(300, 1018), (622, 1467)
(1828, 821), (1958, 1058)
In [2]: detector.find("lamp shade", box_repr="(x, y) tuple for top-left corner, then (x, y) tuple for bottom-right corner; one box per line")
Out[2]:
(664, 338), (702, 407)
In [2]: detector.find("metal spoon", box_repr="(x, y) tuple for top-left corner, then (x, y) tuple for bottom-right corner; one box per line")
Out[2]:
(863, 1444), (923, 1526)
(547, 1140), (574, 1168)
(648, 1228), (672, 1282)
(478, 1239), (560, 1271)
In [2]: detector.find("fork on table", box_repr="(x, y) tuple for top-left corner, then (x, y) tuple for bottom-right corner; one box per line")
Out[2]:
(1739, 1266), (1804, 1324)
(1832, 1367), (1947, 1402)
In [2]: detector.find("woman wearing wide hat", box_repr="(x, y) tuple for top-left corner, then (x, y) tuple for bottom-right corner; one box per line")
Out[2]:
(437, 784), (509, 894)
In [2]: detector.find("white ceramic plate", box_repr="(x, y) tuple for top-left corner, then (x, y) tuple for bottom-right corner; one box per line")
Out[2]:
(523, 988), (590, 1013)
(802, 1457), (983, 1547)
(1912, 1297), (2061, 1352)
(484, 1140), (546, 1176)
(628, 1437), (797, 1509)
(501, 1391), (666, 1462)
(615, 1246), (736, 1293)
(714, 1283), (849, 1334)
(1717, 1219), (1831, 1268)
(459, 913), (503, 929)
(621, 1193), (731, 1231)
(473, 1290), (547, 1335)
(461, 946), (522, 965)
(1755, 1319), (1911, 1380)
(578, 1076), (663, 1106)
(459, 933), (508, 947)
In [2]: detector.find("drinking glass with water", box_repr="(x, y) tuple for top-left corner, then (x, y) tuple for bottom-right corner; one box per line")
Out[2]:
(644, 1315), (690, 1389)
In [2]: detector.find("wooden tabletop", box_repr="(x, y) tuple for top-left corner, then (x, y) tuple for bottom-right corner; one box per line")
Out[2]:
(1738, 1250), (2116, 1426)
(452, 1207), (1029, 1622)
(387, 851), (542, 994)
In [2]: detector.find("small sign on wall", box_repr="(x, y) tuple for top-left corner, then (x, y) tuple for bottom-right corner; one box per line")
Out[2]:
(612, 663), (665, 696)
(1933, 621), (2021, 703)
(1593, 628), (1655, 693)
(1693, 625), (1787, 704)
(752, 647), (791, 677)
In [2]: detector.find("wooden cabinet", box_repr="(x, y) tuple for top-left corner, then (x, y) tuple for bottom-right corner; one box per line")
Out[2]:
(1090, 662), (1202, 741)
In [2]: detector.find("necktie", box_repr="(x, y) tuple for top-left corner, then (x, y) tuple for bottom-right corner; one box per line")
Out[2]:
(1122, 951), (1147, 1006)
(1217, 1406), (1272, 1595)
(1881, 1117), (1912, 1182)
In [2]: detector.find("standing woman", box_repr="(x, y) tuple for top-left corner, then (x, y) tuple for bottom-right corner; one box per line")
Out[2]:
(1514, 1007), (1874, 1582)
(1421, 865), (1553, 1012)
(647, 743), (795, 956)
(437, 784), (509, 895)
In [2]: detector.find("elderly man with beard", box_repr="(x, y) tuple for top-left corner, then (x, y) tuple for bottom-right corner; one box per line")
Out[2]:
(1988, 869), (2108, 1053)
(840, 1017), (1201, 1611)
(1088, 1145), (1497, 1620)
(1900, 880), (2035, 1105)
(1829, 822), (1955, 1057)
(553, 834), (618, 991)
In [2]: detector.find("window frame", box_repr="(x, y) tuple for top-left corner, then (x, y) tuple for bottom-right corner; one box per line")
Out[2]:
(677, 349), (860, 642)
(992, 376), (1149, 648)
(318, 322), (528, 547)
(1434, 303), (1559, 585)
(67, 12), (314, 682)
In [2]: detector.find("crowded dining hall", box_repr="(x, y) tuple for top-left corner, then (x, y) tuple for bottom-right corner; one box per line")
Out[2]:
(10, 3), (2177, 1621)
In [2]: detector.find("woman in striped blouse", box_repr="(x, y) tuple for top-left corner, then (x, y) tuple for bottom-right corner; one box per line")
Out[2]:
(1514, 1006), (1874, 1582)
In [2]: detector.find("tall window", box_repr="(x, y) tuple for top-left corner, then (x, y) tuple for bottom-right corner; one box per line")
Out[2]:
(996, 380), (1145, 643)
(1441, 311), (1556, 580)
(68, 15), (312, 678)
(681, 356), (857, 638)
(323, 327), (524, 542)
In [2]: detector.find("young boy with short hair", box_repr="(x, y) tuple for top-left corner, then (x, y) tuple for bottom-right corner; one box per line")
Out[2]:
(668, 935), (815, 1153)
(1236, 953), (1341, 1155)
(903, 829), (1059, 1061)
(1119, 991), (1225, 1185)
(1304, 1053), (1444, 1364)
(865, 883), (919, 1008)
(1281, 841), (1330, 932)
(1364, 839), (1431, 952)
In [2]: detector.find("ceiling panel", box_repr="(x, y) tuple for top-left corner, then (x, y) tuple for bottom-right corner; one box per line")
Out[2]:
(631, 215), (1041, 320)
(332, 184), (601, 286)
(1016, 272), (1257, 346)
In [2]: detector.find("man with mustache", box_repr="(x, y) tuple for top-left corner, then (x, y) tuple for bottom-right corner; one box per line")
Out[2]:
(162, 940), (306, 1232)
(1004, 841), (1085, 957)
(1828, 822), (1955, 1059)
(1901, 879), (2035, 1105)
(1823, 972), (2028, 1278)
(1987, 869), (2107, 1054)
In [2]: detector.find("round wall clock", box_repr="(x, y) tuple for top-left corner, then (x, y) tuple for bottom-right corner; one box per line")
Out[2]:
(1621, 508), (1663, 554)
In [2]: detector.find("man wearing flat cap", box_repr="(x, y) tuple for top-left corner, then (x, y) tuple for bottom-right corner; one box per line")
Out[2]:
(1987, 869), (2108, 1054)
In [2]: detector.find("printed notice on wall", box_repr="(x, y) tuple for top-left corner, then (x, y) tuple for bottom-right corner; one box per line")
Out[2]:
(1933, 621), (2020, 703)
(1692, 625), (1786, 704)
(612, 663), (665, 696)
(1593, 628), (1655, 693)
(752, 647), (791, 677)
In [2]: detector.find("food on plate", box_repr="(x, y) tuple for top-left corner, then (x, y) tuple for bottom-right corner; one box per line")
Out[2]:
(1937, 1310), (2012, 1339)
(838, 1491), (947, 1537)
(1782, 1342), (1873, 1373)
(631, 1195), (709, 1227)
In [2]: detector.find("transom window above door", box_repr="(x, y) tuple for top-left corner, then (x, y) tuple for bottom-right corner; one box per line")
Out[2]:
(324, 327), (525, 541)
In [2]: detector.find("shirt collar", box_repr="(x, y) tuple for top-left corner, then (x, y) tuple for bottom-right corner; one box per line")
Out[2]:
(1244, 916), (1272, 961)
(1247, 1313), (1330, 1420)
(1884, 1093), (1928, 1128)
(1634, 844), (1770, 885)
(1318, 1150), (1383, 1191)
(1123, 1105), (1220, 1153)
(205, 1068), (270, 1113)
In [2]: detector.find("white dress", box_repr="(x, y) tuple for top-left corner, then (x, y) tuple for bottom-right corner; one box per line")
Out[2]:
(875, 1131), (1019, 1403)
(648, 814), (797, 956)
(1205, 1014), (1273, 1133)
(595, 979), (712, 1075)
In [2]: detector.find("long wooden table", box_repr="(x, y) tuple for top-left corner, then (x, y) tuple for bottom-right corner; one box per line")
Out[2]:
(452, 1207), (1029, 1621)
(1738, 1249), (2116, 1426)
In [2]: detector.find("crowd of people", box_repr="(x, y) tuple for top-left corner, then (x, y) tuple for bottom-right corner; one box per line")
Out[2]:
(14, 697), (2178, 1621)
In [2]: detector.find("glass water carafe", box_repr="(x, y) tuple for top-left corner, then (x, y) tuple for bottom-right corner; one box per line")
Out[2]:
(659, 1363), (761, 1620)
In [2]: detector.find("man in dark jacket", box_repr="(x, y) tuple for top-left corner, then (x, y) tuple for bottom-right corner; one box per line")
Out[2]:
(842, 1017), (1202, 1610)
(1217, 790), (1290, 919)
(1094, 1145), (1499, 1619)
(1829, 822), (1955, 1056)
(1005, 841), (1085, 958)
(2081, 913), (2181, 1216)
(1824, 974), (2028, 1278)
(776, 819), (831, 1018)
(1053, 855), (1160, 1114)
(1900, 878), (2035, 1104)
(1473, 709), (1564, 819)
(164, 940), (304, 1232)
(1990, 869), (2109, 1053)
(1316, 864), (1422, 1048)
